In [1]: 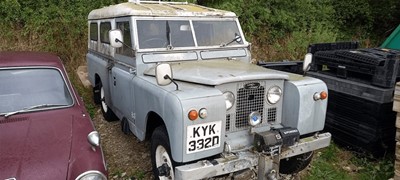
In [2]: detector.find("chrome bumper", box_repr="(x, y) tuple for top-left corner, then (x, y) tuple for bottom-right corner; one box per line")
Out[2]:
(175, 132), (331, 180)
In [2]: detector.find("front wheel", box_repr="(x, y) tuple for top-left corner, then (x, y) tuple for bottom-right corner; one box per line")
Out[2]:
(279, 151), (314, 174)
(99, 82), (118, 122)
(151, 126), (175, 180)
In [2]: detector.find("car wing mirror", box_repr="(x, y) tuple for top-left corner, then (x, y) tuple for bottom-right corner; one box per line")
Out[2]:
(155, 64), (173, 86)
(109, 29), (123, 48)
(303, 53), (313, 72)
(155, 64), (179, 90)
(87, 131), (100, 151)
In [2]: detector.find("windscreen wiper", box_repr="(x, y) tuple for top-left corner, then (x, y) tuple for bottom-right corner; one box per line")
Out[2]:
(3, 104), (67, 118)
(220, 33), (242, 47)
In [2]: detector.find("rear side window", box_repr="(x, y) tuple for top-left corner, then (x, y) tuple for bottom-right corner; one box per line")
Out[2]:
(90, 23), (98, 41)
(100, 22), (111, 44)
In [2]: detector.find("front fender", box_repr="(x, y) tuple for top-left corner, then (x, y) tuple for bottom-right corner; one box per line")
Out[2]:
(281, 74), (328, 135)
(134, 76), (225, 162)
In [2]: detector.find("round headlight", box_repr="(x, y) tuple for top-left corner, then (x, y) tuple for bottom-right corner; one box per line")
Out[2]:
(76, 170), (107, 180)
(267, 86), (282, 104)
(223, 91), (235, 110)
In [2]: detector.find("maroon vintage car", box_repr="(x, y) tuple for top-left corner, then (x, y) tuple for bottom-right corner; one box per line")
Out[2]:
(0, 52), (107, 180)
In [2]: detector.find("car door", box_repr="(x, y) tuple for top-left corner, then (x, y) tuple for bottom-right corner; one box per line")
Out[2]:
(110, 18), (137, 124)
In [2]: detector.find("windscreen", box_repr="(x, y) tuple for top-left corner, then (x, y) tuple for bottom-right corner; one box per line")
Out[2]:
(137, 20), (195, 49)
(193, 20), (243, 46)
(0, 68), (73, 114)
(137, 19), (243, 49)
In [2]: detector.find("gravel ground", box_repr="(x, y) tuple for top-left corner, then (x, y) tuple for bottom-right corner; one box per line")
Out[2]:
(92, 109), (153, 180)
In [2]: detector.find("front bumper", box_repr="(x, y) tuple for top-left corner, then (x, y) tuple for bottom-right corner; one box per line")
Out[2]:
(175, 132), (331, 179)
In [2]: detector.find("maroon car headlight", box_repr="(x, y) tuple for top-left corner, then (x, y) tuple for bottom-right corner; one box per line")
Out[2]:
(76, 170), (107, 180)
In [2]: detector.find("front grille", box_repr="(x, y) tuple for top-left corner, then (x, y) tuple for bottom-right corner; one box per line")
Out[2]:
(226, 114), (231, 131)
(235, 83), (265, 130)
(267, 107), (277, 123)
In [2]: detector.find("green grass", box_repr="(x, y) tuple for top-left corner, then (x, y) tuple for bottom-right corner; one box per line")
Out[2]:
(67, 69), (97, 119)
(352, 156), (394, 180)
(132, 170), (147, 180)
(304, 142), (394, 180)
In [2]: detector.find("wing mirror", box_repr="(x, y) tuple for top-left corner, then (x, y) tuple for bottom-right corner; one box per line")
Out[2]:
(155, 64), (179, 90)
(109, 29), (123, 48)
(303, 53), (313, 72)
(155, 64), (173, 86)
(87, 131), (100, 151)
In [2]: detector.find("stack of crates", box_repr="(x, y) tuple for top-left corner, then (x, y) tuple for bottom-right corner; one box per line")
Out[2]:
(307, 42), (400, 156)
(392, 83), (400, 178)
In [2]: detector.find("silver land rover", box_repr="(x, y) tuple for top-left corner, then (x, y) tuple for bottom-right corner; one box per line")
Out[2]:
(86, 1), (331, 179)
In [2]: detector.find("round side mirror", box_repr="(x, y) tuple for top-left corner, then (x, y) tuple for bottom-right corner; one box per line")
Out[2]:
(87, 131), (100, 147)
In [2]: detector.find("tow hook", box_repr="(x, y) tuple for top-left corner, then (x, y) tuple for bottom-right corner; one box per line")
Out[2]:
(157, 163), (171, 177)
(267, 170), (278, 180)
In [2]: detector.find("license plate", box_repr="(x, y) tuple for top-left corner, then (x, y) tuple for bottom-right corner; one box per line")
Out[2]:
(186, 121), (222, 154)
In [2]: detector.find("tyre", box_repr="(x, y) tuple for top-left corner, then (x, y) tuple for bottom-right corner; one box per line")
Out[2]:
(121, 118), (131, 135)
(99, 81), (118, 122)
(279, 151), (313, 174)
(151, 126), (175, 180)
(93, 80), (101, 105)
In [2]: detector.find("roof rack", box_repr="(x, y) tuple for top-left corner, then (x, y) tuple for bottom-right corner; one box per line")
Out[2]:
(127, 0), (189, 5)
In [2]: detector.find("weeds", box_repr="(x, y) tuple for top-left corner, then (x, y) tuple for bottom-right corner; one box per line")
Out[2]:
(304, 142), (395, 180)
(109, 169), (149, 180)
(352, 155), (394, 180)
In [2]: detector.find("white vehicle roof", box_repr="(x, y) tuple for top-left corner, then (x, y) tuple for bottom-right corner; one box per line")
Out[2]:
(88, 1), (237, 20)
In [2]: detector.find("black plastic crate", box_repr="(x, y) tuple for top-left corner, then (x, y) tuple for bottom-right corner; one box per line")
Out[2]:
(324, 120), (395, 157)
(257, 60), (303, 74)
(308, 41), (359, 54)
(307, 72), (394, 103)
(307, 72), (396, 157)
(324, 91), (396, 157)
(328, 90), (395, 119)
(311, 48), (400, 88)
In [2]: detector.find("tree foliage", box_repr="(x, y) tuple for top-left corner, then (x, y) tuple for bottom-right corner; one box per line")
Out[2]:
(0, 0), (399, 61)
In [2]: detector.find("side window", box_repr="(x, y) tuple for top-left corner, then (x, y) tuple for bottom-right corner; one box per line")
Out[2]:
(116, 21), (134, 57)
(90, 23), (98, 41)
(100, 22), (111, 44)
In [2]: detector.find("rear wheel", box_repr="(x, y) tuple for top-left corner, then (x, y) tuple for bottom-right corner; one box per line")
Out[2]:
(279, 151), (314, 174)
(99, 82), (118, 122)
(93, 80), (101, 104)
(151, 126), (175, 180)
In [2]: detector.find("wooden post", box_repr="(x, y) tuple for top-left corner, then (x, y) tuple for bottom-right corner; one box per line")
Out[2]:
(393, 82), (400, 180)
